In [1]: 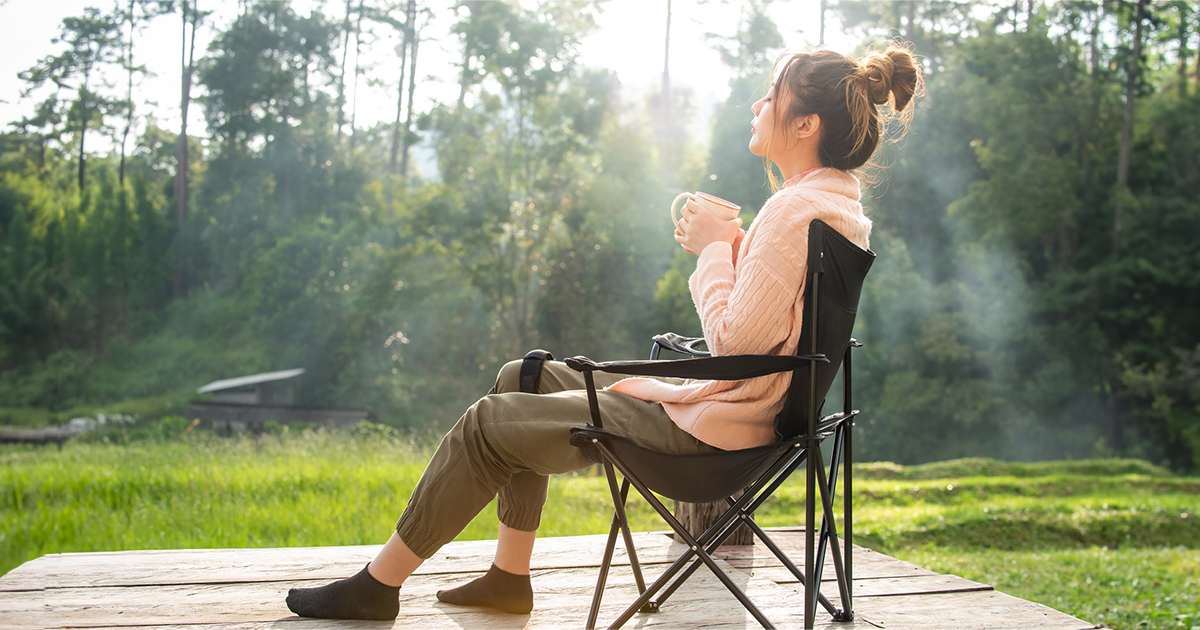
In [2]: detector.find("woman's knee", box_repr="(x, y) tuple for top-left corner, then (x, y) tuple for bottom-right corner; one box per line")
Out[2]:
(491, 360), (525, 395)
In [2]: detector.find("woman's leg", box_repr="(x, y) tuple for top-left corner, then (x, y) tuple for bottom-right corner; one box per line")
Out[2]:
(288, 361), (709, 619)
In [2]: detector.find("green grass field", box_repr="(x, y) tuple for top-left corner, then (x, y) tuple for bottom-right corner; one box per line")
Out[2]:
(1, 428), (1196, 629)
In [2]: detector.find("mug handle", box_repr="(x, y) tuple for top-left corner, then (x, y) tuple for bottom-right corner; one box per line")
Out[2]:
(671, 192), (694, 226)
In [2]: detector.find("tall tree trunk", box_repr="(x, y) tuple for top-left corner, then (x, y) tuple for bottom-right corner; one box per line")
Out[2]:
(1113, 0), (1147, 258)
(819, 0), (826, 46)
(456, 1), (485, 111)
(174, 0), (198, 300)
(78, 77), (89, 192)
(349, 0), (364, 150)
(661, 0), (671, 119)
(335, 0), (353, 147)
(399, 0), (419, 180)
(120, 0), (135, 186)
(388, 5), (412, 179)
(1178, 5), (1190, 99)
(657, 0), (672, 180)
(905, 0), (915, 39)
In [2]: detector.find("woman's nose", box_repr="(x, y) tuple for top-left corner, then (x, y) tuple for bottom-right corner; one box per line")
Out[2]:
(751, 98), (763, 115)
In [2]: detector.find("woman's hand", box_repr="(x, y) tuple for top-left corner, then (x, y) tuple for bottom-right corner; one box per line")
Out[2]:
(674, 199), (743, 255)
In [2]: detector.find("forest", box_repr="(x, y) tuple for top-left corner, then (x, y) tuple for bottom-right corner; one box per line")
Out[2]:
(0, 0), (1197, 472)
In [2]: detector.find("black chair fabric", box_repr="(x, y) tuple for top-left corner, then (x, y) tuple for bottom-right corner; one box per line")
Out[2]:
(775, 219), (875, 441)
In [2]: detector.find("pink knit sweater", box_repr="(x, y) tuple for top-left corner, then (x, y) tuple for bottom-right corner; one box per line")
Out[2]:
(608, 168), (871, 451)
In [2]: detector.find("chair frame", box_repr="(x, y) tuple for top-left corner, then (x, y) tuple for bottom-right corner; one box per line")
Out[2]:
(566, 225), (868, 629)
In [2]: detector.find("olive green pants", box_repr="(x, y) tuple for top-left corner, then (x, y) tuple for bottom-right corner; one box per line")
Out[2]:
(394, 359), (719, 559)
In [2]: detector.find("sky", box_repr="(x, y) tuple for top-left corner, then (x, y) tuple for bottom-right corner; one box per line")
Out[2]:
(0, 0), (849, 150)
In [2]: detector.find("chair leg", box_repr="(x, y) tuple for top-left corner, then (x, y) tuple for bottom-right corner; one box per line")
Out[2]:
(592, 442), (776, 629)
(812, 424), (854, 620)
(588, 470), (645, 629)
(813, 445), (853, 618)
(587, 503), (621, 630)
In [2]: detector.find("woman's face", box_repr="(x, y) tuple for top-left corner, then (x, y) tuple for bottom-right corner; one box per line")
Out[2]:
(749, 84), (787, 159)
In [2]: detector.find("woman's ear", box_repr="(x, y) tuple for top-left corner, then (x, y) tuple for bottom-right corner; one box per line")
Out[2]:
(794, 114), (821, 139)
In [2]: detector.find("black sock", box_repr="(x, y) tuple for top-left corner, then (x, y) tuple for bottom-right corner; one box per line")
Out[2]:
(436, 564), (533, 614)
(286, 563), (400, 621)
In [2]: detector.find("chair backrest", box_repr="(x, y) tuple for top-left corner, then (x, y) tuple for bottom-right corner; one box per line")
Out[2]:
(773, 219), (875, 441)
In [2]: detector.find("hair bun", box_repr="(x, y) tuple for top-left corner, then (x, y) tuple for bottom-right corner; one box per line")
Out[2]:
(858, 47), (920, 113)
(862, 52), (895, 106)
(884, 47), (919, 112)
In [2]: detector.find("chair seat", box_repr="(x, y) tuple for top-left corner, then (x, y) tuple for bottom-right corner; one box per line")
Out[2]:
(570, 426), (787, 504)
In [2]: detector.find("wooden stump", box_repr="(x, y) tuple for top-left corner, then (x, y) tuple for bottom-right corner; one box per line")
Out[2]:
(673, 492), (754, 546)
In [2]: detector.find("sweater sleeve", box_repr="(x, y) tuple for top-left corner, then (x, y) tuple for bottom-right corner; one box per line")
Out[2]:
(688, 200), (810, 357)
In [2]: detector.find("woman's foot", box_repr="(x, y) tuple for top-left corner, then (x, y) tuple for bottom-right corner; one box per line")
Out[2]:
(436, 564), (533, 614)
(286, 564), (400, 620)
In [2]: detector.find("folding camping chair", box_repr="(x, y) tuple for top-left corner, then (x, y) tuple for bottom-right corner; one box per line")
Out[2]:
(565, 219), (875, 629)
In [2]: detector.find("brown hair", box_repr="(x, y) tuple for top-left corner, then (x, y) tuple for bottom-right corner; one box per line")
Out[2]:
(766, 43), (924, 187)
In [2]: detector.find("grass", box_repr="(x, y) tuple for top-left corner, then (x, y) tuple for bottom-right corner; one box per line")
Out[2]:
(1, 429), (1197, 629)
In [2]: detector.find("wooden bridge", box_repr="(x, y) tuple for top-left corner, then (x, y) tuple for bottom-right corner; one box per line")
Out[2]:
(0, 529), (1098, 629)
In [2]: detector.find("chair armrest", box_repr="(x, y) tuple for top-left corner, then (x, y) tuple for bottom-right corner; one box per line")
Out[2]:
(652, 333), (711, 357)
(565, 353), (829, 382)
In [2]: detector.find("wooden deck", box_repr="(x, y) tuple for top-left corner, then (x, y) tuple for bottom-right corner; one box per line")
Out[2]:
(0, 529), (1098, 629)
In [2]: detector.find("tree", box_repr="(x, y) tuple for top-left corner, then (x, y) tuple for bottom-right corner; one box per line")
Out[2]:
(19, 8), (123, 192)
(1113, 0), (1149, 257)
(702, 0), (784, 213)
(174, 0), (203, 299)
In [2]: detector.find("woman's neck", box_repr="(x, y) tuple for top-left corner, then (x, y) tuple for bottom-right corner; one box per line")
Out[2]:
(774, 155), (824, 182)
(771, 139), (823, 181)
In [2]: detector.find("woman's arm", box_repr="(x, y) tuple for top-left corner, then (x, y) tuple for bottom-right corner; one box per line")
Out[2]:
(688, 198), (811, 358)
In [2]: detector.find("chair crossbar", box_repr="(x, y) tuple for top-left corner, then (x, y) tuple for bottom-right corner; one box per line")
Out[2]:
(652, 417), (855, 618)
(588, 438), (776, 629)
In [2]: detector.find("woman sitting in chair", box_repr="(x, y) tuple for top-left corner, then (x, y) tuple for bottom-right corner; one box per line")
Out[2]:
(286, 44), (923, 621)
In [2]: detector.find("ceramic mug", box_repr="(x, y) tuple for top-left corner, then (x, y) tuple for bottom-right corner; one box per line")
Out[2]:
(671, 191), (741, 229)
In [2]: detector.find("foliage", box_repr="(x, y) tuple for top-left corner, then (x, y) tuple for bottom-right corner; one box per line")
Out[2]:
(1, 1), (1198, 472)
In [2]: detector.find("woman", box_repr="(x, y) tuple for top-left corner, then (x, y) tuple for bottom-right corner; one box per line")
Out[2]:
(286, 44), (922, 621)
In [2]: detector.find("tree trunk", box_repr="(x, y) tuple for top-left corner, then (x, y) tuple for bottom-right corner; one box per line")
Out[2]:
(661, 0), (670, 118)
(335, 0), (353, 147)
(1113, 0), (1147, 258)
(657, 0), (672, 180)
(120, 0), (135, 186)
(388, 5), (411, 178)
(349, 0), (364, 150)
(399, 0), (419, 180)
(174, 0), (198, 300)
(674, 492), (754, 546)
(818, 0), (826, 46)
(78, 99), (87, 192)
(1178, 6), (1189, 99)
(456, 1), (485, 111)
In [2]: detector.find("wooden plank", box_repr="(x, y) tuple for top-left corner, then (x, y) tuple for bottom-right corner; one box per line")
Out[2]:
(2, 560), (846, 629)
(0, 533), (685, 591)
(0, 530), (1099, 630)
(714, 540), (937, 580)
(853, 589), (1099, 630)
(745, 567), (993, 597)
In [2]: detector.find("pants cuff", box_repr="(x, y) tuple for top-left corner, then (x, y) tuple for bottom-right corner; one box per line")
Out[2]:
(497, 505), (542, 532)
(395, 513), (442, 560)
